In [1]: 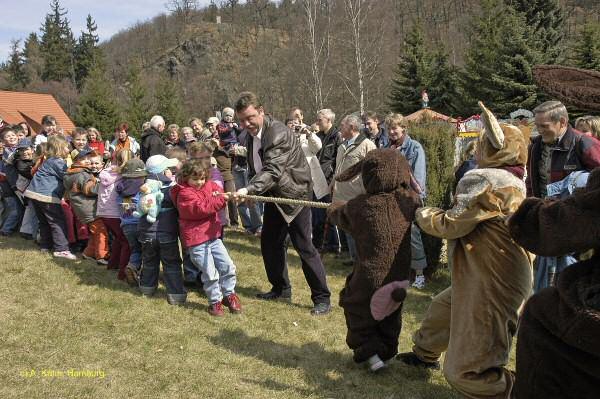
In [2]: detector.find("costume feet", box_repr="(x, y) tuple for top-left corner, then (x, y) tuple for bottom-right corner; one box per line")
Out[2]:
(397, 352), (440, 370)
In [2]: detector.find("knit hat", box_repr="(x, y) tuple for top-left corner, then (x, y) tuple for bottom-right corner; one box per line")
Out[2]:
(121, 159), (148, 178)
(146, 154), (179, 174)
(222, 107), (235, 118)
(206, 117), (220, 126)
(16, 138), (32, 149)
(74, 148), (92, 161)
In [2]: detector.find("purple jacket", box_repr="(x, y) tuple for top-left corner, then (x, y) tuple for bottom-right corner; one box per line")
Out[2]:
(96, 167), (122, 219)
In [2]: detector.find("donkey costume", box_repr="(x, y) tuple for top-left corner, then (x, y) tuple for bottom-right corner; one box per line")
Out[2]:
(400, 102), (533, 398)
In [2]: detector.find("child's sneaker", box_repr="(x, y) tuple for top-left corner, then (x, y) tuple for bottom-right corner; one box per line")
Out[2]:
(97, 258), (109, 265)
(208, 302), (225, 317)
(222, 293), (242, 314)
(53, 251), (77, 260)
(125, 264), (140, 286)
(366, 354), (386, 372)
(412, 275), (426, 289)
(82, 253), (94, 261)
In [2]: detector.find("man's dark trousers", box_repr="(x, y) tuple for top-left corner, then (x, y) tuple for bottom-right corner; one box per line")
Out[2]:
(261, 203), (331, 305)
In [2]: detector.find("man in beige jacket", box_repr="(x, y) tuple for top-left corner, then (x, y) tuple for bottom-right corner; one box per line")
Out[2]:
(332, 114), (376, 264)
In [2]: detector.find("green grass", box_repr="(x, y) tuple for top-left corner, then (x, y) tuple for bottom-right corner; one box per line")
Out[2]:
(0, 230), (503, 398)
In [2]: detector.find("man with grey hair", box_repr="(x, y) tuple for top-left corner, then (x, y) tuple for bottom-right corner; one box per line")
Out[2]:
(141, 115), (167, 162)
(313, 108), (343, 253)
(332, 114), (376, 265)
(527, 100), (600, 197)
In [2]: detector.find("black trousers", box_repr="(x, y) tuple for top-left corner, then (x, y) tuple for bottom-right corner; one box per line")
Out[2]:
(261, 203), (331, 304)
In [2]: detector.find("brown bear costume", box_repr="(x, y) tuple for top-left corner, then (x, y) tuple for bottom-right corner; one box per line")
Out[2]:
(508, 168), (600, 399)
(327, 149), (420, 366)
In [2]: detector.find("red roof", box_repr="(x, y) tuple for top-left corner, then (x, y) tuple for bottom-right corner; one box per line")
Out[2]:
(0, 90), (75, 134)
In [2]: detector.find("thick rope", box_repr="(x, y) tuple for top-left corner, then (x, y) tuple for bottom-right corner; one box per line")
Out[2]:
(217, 192), (331, 208)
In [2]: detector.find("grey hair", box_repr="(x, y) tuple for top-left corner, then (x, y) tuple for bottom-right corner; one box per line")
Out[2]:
(341, 114), (362, 132)
(181, 126), (193, 135)
(317, 108), (335, 124)
(150, 115), (165, 130)
(533, 101), (569, 123)
(168, 123), (180, 132)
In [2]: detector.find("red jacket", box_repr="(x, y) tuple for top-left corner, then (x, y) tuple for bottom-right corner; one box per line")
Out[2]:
(88, 140), (105, 155)
(170, 180), (226, 248)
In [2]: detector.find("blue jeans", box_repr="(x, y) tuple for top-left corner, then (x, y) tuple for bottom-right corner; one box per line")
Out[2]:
(410, 223), (427, 271)
(1, 196), (24, 234)
(232, 166), (262, 233)
(139, 232), (184, 295)
(188, 239), (237, 304)
(121, 223), (142, 268)
(20, 200), (39, 237)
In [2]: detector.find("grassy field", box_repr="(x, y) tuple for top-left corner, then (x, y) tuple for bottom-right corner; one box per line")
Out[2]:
(0, 230), (510, 399)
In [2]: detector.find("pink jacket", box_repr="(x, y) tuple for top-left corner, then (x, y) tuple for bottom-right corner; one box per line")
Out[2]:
(170, 180), (226, 248)
(96, 167), (123, 218)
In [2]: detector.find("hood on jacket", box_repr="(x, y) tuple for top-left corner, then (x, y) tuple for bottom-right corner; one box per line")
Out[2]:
(336, 149), (411, 194)
(478, 101), (528, 168)
(170, 182), (184, 205)
(99, 167), (121, 186)
(116, 177), (145, 197)
(141, 128), (161, 139)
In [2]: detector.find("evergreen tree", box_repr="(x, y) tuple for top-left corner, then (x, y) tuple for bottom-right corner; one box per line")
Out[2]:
(389, 23), (430, 114)
(154, 75), (185, 126)
(572, 22), (600, 71)
(507, 0), (565, 63)
(22, 33), (43, 83)
(74, 14), (101, 90)
(427, 46), (462, 116)
(6, 40), (29, 88)
(40, 0), (75, 82)
(462, 0), (537, 115)
(75, 64), (121, 135)
(125, 63), (151, 136)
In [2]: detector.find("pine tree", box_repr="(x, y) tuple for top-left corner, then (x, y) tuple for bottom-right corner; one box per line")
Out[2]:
(507, 0), (565, 63)
(154, 75), (185, 126)
(389, 23), (430, 114)
(40, 0), (75, 82)
(75, 64), (121, 135)
(6, 40), (29, 88)
(74, 14), (101, 90)
(22, 33), (43, 83)
(462, 0), (537, 115)
(125, 63), (151, 137)
(572, 22), (600, 71)
(427, 46), (461, 116)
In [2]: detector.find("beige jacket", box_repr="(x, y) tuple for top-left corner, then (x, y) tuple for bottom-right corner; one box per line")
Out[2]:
(332, 134), (376, 202)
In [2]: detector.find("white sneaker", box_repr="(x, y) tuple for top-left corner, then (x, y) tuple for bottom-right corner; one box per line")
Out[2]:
(53, 251), (77, 260)
(412, 275), (425, 289)
(96, 258), (109, 265)
(367, 354), (386, 372)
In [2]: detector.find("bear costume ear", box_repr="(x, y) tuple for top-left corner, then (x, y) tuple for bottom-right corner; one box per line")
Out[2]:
(479, 101), (504, 150)
(336, 159), (365, 182)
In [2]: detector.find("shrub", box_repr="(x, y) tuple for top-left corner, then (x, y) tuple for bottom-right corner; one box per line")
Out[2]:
(407, 119), (456, 275)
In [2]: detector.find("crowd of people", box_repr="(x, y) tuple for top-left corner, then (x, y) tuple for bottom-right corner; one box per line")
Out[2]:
(1, 91), (599, 398)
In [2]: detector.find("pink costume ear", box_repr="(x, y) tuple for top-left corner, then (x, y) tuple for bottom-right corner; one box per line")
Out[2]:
(370, 280), (409, 321)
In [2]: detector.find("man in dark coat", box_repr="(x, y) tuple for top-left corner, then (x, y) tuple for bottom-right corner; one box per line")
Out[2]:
(140, 115), (167, 162)
(234, 91), (331, 316)
(526, 101), (600, 198)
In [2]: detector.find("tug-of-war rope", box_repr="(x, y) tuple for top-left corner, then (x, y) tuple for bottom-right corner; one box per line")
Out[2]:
(216, 192), (331, 209)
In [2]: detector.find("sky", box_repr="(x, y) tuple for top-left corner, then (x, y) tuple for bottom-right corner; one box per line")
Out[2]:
(0, 0), (211, 62)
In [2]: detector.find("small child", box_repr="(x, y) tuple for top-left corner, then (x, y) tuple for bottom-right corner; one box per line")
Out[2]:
(97, 149), (133, 279)
(171, 159), (241, 316)
(23, 135), (76, 260)
(137, 154), (186, 305)
(0, 126), (24, 236)
(12, 139), (38, 240)
(63, 149), (109, 264)
(116, 159), (147, 285)
(216, 107), (240, 152)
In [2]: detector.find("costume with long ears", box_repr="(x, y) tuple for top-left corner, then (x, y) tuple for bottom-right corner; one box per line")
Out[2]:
(327, 149), (420, 367)
(407, 102), (532, 398)
(508, 168), (600, 399)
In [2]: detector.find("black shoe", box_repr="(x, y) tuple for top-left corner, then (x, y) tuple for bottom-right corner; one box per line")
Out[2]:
(20, 233), (33, 240)
(342, 259), (355, 266)
(256, 291), (292, 302)
(310, 302), (331, 316)
(396, 352), (440, 370)
(0, 231), (10, 237)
